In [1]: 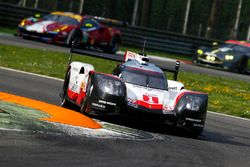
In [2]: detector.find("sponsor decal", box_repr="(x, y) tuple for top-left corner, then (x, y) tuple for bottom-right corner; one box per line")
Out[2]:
(186, 117), (202, 123)
(127, 102), (138, 108)
(98, 100), (116, 106)
(163, 105), (174, 113)
(168, 86), (177, 90)
(127, 98), (138, 108)
(91, 102), (106, 109)
(80, 81), (86, 90)
(126, 51), (136, 60)
(193, 123), (204, 128)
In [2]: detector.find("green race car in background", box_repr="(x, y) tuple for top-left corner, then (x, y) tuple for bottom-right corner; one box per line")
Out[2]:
(192, 40), (250, 74)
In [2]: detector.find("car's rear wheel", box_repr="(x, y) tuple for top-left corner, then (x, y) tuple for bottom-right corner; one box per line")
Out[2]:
(61, 70), (71, 108)
(238, 57), (248, 74)
(104, 36), (120, 54)
(66, 29), (82, 47)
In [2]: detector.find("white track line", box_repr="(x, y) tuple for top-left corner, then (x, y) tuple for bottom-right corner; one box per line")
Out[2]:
(208, 111), (250, 121)
(0, 127), (25, 132)
(0, 66), (63, 81)
(1, 66), (249, 121)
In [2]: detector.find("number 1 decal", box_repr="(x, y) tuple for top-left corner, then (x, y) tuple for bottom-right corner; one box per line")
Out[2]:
(143, 94), (159, 103)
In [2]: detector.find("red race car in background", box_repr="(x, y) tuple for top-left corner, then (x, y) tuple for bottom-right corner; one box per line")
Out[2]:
(17, 12), (121, 53)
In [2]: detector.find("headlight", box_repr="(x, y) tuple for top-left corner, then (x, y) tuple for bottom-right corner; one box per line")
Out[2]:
(20, 19), (26, 26)
(197, 49), (203, 55)
(225, 55), (234, 60)
(206, 55), (216, 61)
(98, 78), (124, 96)
(177, 95), (203, 112)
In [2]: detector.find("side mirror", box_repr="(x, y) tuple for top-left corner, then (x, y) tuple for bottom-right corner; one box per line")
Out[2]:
(175, 61), (180, 71)
(173, 61), (180, 81)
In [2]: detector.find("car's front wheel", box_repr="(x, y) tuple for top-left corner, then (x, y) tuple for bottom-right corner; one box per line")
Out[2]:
(238, 57), (248, 74)
(192, 54), (199, 64)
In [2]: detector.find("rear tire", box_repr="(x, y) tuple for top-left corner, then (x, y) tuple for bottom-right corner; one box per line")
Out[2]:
(61, 70), (71, 108)
(66, 29), (83, 47)
(238, 57), (248, 74)
(104, 36), (120, 53)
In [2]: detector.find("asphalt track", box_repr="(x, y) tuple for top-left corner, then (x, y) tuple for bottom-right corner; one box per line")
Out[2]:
(0, 33), (249, 82)
(0, 67), (250, 167)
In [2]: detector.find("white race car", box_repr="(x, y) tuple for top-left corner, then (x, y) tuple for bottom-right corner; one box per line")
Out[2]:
(61, 50), (208, 135)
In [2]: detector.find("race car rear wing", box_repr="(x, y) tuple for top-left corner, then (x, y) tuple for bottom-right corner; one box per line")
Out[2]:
(68, 42), (180, 81)
(158, 61), (180, 81)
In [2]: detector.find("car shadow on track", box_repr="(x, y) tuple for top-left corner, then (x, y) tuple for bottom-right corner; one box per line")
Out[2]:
(200, 130), (250, 147)
(94, 115), (250, 147)
(94, 115), (200, 139)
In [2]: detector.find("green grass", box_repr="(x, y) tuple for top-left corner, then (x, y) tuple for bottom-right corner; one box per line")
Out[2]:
(0, 44), (117, 78)
(0, 27), (16, 34)
(179, 72), (250, 118)
(0, 44), (249, 118)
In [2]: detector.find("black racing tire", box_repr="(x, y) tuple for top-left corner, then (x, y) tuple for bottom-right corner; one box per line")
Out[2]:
(61, 70), (71, 108)
(238, 57), (248, 74)
(66, 29), (83, 47)
(192, 54), (199, 64)
(104, 36), (120, 54)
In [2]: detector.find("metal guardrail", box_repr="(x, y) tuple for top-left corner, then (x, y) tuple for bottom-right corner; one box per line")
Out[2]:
(0, 2), (220, 55)
(0, 3), (48, 27)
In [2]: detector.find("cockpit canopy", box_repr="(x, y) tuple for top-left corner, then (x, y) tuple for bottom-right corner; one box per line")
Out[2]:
(113, 66), (168, 90)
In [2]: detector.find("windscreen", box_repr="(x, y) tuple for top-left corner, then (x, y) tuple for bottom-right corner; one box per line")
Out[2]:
(232, 45), (250, 53)
(121, 68), (167, 90)
(43, 14), (79, 25)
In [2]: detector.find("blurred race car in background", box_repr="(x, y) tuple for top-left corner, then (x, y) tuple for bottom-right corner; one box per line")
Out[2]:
(192, 40), (250, 73)
(17, 11), (121, 53)
(61, 50), (208, 136)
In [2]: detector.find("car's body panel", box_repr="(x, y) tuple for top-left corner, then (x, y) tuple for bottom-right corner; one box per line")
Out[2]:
(67, 62), (94, 105)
